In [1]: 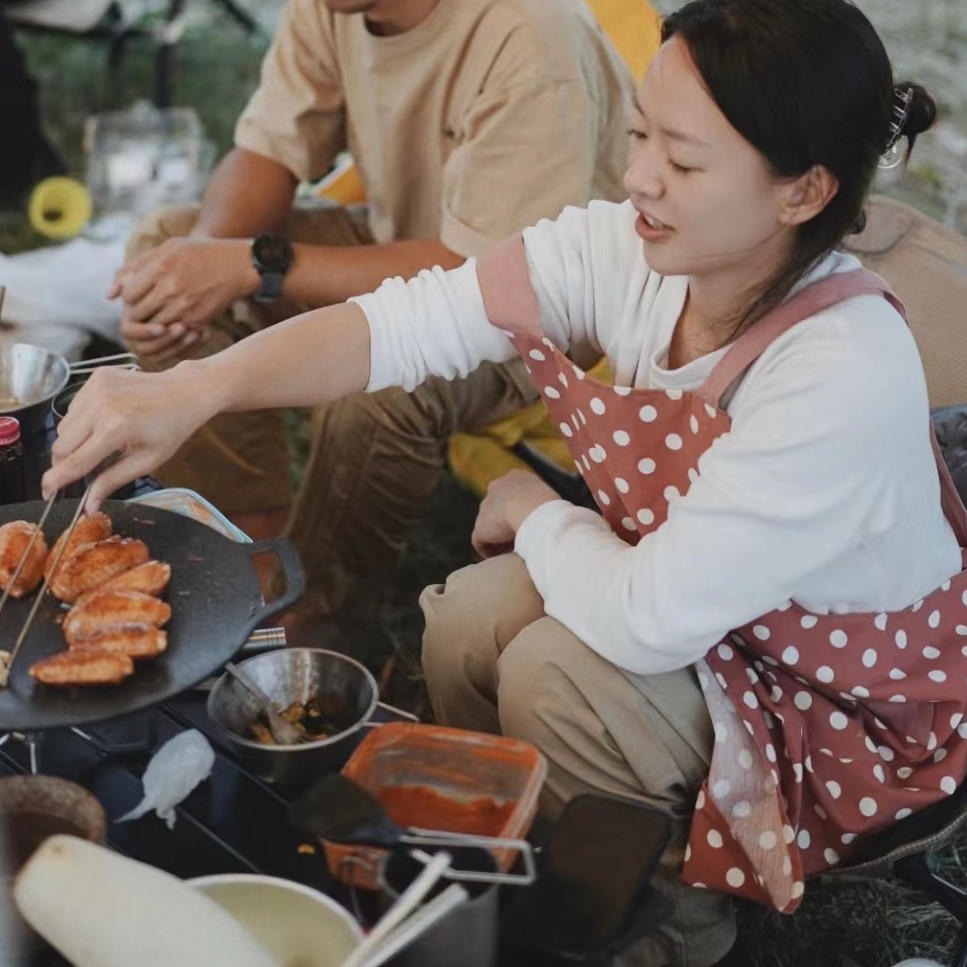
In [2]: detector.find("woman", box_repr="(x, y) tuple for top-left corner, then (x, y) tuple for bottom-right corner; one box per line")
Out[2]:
(46, 0), (954, 963)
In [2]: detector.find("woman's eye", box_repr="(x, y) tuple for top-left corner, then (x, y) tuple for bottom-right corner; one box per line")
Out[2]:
(670, 161), (694, 174)
(626, 127), (647, 140)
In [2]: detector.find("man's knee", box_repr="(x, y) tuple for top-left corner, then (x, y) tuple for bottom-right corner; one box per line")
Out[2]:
(125, 204), (200, 261)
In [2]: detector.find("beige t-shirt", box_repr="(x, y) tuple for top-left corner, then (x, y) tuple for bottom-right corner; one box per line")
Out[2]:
(234, 0), (633, 256)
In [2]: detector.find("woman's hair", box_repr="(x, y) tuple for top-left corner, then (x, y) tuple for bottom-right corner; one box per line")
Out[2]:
(661, 0), (936, 337)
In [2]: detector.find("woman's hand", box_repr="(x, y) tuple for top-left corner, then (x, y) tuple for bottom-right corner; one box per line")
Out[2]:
(41, 363), (219, 512)
(471, 469), (560, 559)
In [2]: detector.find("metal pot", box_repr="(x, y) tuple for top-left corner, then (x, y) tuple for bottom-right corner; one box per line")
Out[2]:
(0, 342), (70, 443)
(206, 648), (388, 785)
(0, 342), (138, 445)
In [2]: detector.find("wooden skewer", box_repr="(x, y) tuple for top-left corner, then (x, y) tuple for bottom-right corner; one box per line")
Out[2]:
(0, 483), (93, 688)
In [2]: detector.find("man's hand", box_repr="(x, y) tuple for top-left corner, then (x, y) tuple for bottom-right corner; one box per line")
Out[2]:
(41, 364), (219, 512)
(471, 469), (559, 559)
(112, 237), (258, 364)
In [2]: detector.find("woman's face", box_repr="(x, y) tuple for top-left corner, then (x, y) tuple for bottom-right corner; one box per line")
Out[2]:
(623, 37), (797, 280)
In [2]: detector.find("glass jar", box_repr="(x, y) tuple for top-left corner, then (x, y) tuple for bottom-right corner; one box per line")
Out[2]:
(0, 416), (27, 505)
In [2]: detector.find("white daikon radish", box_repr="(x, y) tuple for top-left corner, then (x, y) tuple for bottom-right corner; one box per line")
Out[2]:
(14, 836), (280, 967)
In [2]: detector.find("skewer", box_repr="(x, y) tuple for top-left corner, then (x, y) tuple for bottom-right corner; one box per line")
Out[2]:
(0, 490), (59, 618)
(0, 482), (94, 688)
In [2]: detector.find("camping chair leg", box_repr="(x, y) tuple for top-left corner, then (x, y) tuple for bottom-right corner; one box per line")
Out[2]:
(895, 851), (967, 965)
(210, 0), (258, 34)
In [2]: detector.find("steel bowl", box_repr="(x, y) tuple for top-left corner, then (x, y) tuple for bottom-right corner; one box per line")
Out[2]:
(206, 648), (379, 785)
(0, 342), (70, 442)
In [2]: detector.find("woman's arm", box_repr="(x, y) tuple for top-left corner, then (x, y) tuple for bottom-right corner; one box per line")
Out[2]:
(43, 300), (371, 509)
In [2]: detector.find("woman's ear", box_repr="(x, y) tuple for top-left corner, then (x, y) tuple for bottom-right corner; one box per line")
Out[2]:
(779, 165), (840, 226)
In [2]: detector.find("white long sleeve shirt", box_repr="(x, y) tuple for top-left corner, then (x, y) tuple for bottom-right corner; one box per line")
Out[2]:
(353, 199), (962, 676)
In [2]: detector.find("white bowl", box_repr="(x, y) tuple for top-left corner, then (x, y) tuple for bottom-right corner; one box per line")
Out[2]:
(189, 873), (362, 967)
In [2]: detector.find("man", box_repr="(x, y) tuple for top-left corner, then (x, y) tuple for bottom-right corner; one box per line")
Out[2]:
(113, 0), (633, 635)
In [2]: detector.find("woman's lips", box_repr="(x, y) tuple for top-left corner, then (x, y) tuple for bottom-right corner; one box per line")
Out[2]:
(635, 210), (674, 241)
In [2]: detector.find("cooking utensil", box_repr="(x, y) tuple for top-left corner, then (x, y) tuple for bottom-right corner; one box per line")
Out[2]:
(341, 850), (459, 967)
(0, 498), (305, 731)
(290, 774), (536, 885)
(223, 660), (305, 746)
(0, 343), (139, 443)
(206, 648), (408, 784)
(357, 882), (469, 967)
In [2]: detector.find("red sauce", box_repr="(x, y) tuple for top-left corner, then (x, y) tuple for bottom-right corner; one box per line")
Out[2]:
(377, 784), (515, 837)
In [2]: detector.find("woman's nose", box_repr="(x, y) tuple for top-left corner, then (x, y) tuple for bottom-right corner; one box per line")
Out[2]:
(624, 150), (664, 201)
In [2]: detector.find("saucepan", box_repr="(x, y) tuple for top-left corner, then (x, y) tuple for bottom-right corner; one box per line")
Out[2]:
(206, 648), (416, 785)
(0, 342), (137, 443)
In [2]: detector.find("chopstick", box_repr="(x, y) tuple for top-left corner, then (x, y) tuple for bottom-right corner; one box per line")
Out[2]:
(340, 850), (453, 967)
(353, 883), (468, 967)
(0, 482), (93, 688)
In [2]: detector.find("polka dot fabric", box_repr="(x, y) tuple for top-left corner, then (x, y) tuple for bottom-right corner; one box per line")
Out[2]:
(476, 235), (967, 913)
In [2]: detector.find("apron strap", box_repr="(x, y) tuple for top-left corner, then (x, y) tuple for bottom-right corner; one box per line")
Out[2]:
(697, 267), (967, 547)
(475, 233), (544, 339)
(698, 269), (894, 408)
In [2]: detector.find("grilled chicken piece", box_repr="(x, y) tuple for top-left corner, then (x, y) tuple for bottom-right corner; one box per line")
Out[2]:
(63, 590), (171, 646)
(73, 560), (171, 608)
(50, 537), (150, 603)
(70, 627), (168, 659)
(44, 512), (113, 581)
(30, 648), (134, 686)
(0, 521), (48, 598)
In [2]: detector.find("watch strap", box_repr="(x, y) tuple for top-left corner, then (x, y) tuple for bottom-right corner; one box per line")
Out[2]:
(254, 271), (285, 304)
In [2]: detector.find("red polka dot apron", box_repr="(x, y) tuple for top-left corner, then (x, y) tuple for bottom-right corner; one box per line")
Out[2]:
(476, 235), (967, 913)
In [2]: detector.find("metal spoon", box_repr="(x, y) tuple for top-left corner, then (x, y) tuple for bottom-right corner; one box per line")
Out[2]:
(223, 661), (305, 745)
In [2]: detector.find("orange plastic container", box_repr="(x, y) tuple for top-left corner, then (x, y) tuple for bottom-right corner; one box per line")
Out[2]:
(323, 722), (547, 890)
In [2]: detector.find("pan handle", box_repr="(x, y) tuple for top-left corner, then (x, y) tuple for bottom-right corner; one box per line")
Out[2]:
(243, 537), (306, 624)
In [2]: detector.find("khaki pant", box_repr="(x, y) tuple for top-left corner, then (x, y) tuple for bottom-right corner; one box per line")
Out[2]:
(420, 554), (736, 967)
(127, 205), (537, 621)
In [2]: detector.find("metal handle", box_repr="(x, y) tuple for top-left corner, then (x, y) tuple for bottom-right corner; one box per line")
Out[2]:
(400, 829), (537, 885)
(243, 538), (306, 626)
(68, 352), (140, 375)
(238, 627), (288, 653)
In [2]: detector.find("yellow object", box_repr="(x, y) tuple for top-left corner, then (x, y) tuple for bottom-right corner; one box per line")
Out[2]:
(316, 154), (367, 206)
(584, 0), (662, 80)
(28, 176), (92, 240)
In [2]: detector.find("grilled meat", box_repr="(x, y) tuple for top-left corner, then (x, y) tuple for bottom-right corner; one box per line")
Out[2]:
(50, 537), (150, 603)
(70, 627), (168, 659)
(29, 648), (134, 686)
(44, 512), (113, 581)
(0, 521), (48, 598)
(74, 560), (171, 607)
(63, 589), (171, 646)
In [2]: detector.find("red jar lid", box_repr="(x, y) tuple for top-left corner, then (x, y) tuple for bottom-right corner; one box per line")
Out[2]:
(0, 416), (22, 446)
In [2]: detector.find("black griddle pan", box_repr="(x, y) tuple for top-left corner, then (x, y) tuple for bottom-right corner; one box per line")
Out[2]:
(0, 498), (305, 731)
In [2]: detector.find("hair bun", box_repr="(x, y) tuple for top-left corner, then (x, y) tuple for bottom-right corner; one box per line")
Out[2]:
(897, 81), (937, 140)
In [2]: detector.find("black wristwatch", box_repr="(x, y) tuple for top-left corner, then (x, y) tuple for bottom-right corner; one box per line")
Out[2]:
(251, 233), (294, 303)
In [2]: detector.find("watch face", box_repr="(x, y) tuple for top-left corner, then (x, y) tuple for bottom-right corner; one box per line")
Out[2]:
(253, 234), (293, 272)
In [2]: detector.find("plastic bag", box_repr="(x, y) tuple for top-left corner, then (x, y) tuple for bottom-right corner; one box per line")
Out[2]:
(117, 729), (215, 829)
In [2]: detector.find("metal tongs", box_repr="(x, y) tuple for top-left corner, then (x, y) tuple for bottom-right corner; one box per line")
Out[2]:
(0, 481), (94, 687)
